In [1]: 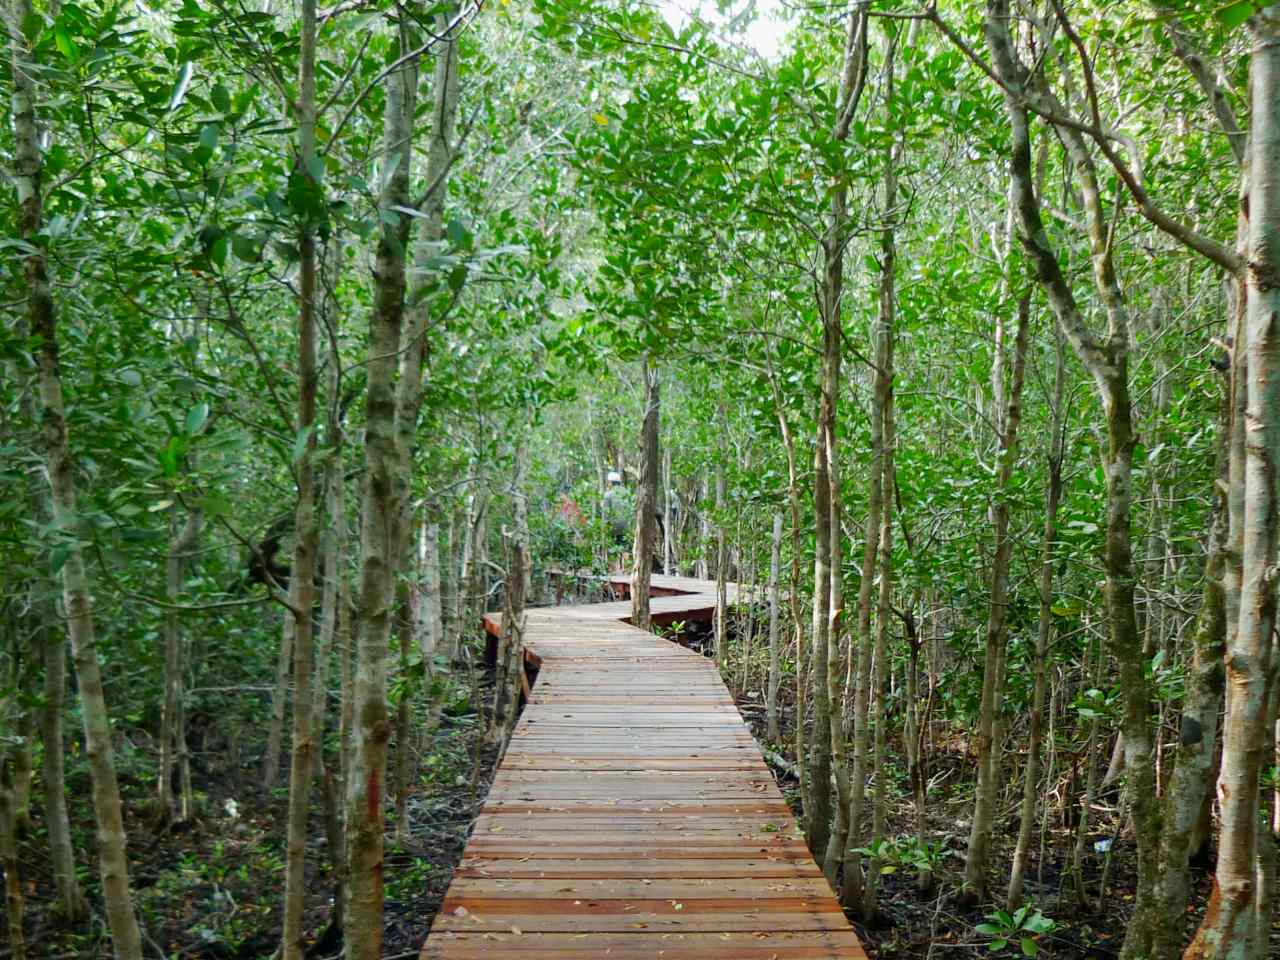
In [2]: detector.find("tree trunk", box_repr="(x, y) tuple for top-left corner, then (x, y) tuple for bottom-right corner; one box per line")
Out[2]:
(859, 156), (899, 917)
(263, 611), (293, 790)
(663, 447), (674, 574)
(632, 360), (660, 630)
(10, 3), (144, 953)
(312, 412), (344, 780)
(0, 746), (25, 960)
(767, 513), (783, 742)
(37, 596), (84, 918)
(843, 22), (893, 912)
(714, 463), (728, 663)
(964, 293), (1030, 900)
(159, 505), (202, 823)
(342, 35), (416, 960)
(699, 470), (712, 580)
(863, 349), (896, 923)
(810, 6), (869, 875)
(1008, 322), (1066, 911)
(1186, 11), (1280, 955)
(489, 541), (527, 751)
(281, 0), (323, 949)
(421, 519), (444, 663)
(984, 3), (1157, 937)
(902, 603), (931, 894)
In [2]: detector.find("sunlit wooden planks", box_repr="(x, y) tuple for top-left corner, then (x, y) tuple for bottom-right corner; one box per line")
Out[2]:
(422, 575), (866, 960)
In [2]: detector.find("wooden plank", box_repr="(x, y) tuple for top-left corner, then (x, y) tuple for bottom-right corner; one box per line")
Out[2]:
(421, 575), (864, 960)
(423, 931), (866, 959)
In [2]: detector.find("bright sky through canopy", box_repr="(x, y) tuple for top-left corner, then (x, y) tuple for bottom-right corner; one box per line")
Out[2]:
(658, 0), (789, 58)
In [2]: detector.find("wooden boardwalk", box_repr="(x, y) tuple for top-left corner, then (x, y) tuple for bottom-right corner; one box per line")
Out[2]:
(422, 574), (867, 959)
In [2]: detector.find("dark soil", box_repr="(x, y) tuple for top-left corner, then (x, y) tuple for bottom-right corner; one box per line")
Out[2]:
(15, 676), (500, 960)
(722, 655), (1238, 960)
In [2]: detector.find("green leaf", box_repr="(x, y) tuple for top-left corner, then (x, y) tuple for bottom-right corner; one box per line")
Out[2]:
(1023, 913), (1056, 934)
(448, 263), (467, 293)
(194, 494), (233, 516)
(210, 232), (229, 268)
(231, 233), (261, 262)
(50, 543), (72, 574)
(54, 23), (79, 61)
(211, 83), (231, 112)
(184, 403), (210, 436)
(1020, 939), (1038, 957)
(975, 924), (1004, 936)
(989, 941), (1008, 953)
(158, 437), (186, 477)
(446, 217), (470, 248)
(292, 425), (313, 462)
(1216, 2), (1254, 29)
(169, 61), (195, 111)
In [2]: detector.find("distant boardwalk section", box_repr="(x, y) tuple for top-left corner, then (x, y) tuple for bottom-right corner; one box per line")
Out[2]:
(421, 575), (868, 959)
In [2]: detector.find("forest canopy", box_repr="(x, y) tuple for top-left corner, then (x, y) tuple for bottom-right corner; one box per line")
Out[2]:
(2, 1), (1278, 959)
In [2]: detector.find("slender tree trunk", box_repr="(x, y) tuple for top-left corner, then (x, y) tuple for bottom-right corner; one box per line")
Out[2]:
(422, 519), (444, 662)
(159, 505), (202, 823)
(281, 0), (323, 949)
(809, 6), (869, 875)
(842, 316), (885, 909)
(824, 332), (851, 887)
(808, 345), (833, 863)
(336, 448), (355, 790)
(0, 742), (24, 960)
(861, 143), (899, 918)
(9, 5), (143, 953)
(714, 463), (728, 663)
(767, 513), (783, 742)
(37, 595), (84, 918)
(902, 603), (931, 894)
(1070, 623), (1104, 910)
(263, 612), (293, 790)
(984, 4), (1157, 937)
(769, 400), (809, 820)
(632, 360), (660, 630)
(15, 381), (82, 915)
(843, 24), (894, 912)
(1, 619), (27, 960)
(663, 447), (674, 574)
(1187, 12), (1280, 955)
(964, 293), (1030, 900)
(343, 34), (416, 960)
(699, 471), (712, 580)
(393, 588), (414, 843)
(514, 436), (531, 600)
(9, 715), (31, 834)
(455, 488), (477, 650)
(312, 421), (343, 779)
(385, 11), (459, 845)
(1009, 323), (1066, 911)
(863, 352), (896, 923)
(489, 541), (527, 752)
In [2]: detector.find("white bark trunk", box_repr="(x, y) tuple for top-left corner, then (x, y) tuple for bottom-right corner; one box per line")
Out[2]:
(766, 513), (782, 741)
(342, 32), (416, 959)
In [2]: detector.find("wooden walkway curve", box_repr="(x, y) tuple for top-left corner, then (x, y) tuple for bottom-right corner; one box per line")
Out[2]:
(421, 574), (867, 959)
